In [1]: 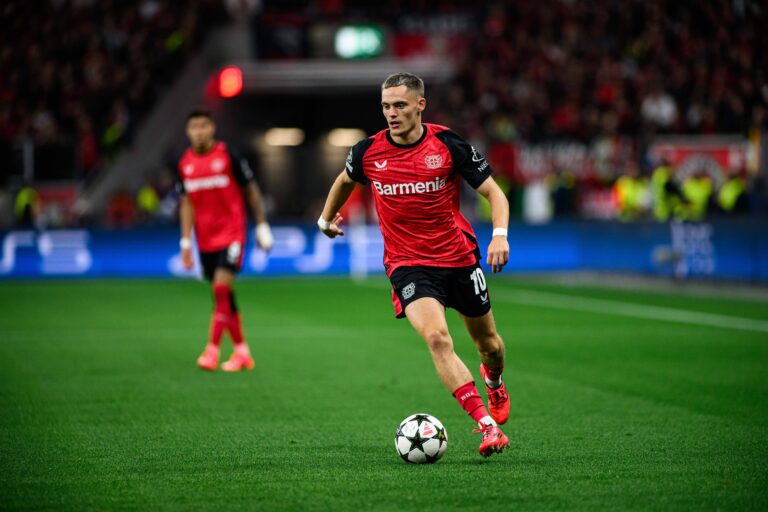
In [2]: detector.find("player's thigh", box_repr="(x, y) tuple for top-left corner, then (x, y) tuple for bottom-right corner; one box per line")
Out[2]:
(208, 242), (244, 285)
(404, 297), (450, 341)
(198, 251), (218, 281)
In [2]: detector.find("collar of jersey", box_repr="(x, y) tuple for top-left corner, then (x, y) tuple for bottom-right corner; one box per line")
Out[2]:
(385, 124), (428, 149)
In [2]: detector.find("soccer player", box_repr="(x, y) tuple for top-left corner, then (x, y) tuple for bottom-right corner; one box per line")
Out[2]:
(174, 108), (273, 371)
(317, 73), (511, 457)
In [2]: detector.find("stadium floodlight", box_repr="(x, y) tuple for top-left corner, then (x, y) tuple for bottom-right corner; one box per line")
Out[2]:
(327, 128), (366, 147)
(334, 24), (384, 59)
(219, 66), (243, 98)
(264, 128), (305, 147)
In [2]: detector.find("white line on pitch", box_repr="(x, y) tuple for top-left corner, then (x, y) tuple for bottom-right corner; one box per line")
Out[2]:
(492, 288), (768, 334)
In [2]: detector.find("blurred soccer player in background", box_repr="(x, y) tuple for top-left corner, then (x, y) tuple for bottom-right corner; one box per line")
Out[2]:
(174, 108), (273, 371)
(318, 73), (511, 457)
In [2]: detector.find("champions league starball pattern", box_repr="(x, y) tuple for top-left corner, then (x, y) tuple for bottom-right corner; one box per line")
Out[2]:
(394, 413), (448, 464)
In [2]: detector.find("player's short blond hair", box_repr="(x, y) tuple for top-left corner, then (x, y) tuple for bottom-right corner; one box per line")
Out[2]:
(382, 72), (425, 97)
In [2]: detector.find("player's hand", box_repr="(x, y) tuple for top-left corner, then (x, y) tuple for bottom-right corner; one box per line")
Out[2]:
(255, 222), (273, 252)
(318, 213), (345, 238)
(181, 247), (195, 269)
(487, 236), (509, 273)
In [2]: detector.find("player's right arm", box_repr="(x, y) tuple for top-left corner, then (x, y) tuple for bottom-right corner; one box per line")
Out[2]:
(179, 194), (195, 269)
(318, 139), (372, 238)
(318, 171), (357, 238)
(172, 153), (195, 269)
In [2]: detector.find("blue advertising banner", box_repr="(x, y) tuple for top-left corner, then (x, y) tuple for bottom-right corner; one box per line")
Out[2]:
(1, 221), (766, 281)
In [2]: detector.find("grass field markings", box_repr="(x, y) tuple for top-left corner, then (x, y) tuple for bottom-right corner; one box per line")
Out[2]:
(352, 277), (768, 332)
(0, 324), (409, 342)
(489, 288), (768, 334)
(510, 366), (768, 430)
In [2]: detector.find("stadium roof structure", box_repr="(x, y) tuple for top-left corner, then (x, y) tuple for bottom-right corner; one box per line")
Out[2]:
(232, 57), (454, 94)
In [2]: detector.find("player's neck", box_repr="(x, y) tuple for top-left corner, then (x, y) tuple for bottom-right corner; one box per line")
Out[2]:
(192, 140), (216, 154)
(390, 123), (424, 146)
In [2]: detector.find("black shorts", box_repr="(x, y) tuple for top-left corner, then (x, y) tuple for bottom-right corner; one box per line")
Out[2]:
(389, 263), (492, 319)
(199, 241), (244, 281)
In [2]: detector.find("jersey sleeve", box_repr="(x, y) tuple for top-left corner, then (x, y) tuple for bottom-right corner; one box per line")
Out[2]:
(227, 145), (255, 186)
(167, 154), (185, 194)
(435, 130), (493, 189)
(344, 138), (375, 185)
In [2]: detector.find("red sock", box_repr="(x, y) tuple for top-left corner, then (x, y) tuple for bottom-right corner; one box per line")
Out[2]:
(208, 283), (232, 347)
(228, 313), (245, 346)
(453, 381), (491, 425)
(483, 362), (504, 384)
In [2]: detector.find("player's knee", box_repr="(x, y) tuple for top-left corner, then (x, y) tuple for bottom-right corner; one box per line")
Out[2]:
(424, 329), (453, 355)
(477, 332), (505, 358)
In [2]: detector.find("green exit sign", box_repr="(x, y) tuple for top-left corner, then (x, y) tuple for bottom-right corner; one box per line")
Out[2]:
(334, 24), (384, 59)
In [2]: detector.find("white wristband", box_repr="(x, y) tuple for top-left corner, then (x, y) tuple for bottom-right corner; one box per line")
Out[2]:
(180, 237), (192, 249)
(317, 216), (332, 230)
(492, 228), (508, 238)
(255, 222), (273, 250)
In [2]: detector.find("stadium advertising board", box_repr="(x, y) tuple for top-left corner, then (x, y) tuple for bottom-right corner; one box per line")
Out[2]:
(1, 222), (766, 281)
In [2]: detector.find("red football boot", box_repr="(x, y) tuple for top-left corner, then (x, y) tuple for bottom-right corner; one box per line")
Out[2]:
(474, 423), (510, 457)
(196, 344), (219, 371)
(221, 346), (255, 372)
(480, 364), (510, 425)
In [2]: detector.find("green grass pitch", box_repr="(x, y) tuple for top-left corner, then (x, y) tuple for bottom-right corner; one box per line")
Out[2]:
(1, 276), (767, 511)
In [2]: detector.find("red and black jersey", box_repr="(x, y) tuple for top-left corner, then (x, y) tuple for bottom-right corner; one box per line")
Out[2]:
(345, 123), (493, 276)
(174, 141), (253, 252)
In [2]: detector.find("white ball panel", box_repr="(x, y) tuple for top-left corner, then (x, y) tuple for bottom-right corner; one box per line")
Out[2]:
(421, 438), (441, 457)
(396, 435), (412, 455)
(407, 449), (427, 464)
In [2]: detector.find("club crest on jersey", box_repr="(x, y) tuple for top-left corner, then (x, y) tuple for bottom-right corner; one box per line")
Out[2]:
(374, 160), (387, 170)
(402, 282), (416, 300)
(424, 154), (442, 169)
(183, 164), (194, 176)
(211, 158), (226, 173)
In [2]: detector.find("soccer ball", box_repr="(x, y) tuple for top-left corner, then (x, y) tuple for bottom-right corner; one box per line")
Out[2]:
(395, 413), (448, 464)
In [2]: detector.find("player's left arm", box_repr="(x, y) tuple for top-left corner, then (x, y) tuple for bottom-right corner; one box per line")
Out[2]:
(242, 181), (272, 251)
(475, 177), (510, 274)
(229, 145), (273, 251)
(435, 130), (510, 273)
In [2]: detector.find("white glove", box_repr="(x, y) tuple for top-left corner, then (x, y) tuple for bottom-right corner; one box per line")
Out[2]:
(255, 222), (273, 251)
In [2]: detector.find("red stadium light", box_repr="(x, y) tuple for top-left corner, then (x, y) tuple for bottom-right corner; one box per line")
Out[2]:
(218, 66), (243, 98)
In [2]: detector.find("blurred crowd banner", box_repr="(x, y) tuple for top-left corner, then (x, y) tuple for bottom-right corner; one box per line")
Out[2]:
(1, 222), (766, 282)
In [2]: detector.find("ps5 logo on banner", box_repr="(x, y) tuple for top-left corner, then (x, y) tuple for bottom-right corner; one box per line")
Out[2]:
(0, 230), (92, 275)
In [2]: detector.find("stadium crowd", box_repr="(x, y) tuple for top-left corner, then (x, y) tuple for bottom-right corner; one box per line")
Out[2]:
(4, 0), (766, 227)
(0, 0), (228, 179)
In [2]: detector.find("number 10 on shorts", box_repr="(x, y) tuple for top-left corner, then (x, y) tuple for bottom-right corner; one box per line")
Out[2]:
(469, 268), (487, 295)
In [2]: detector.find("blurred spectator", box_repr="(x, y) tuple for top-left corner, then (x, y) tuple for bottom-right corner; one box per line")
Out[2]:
(14, 183), (41, 229)
(651, 160), (682, 222)
(136, 183), (160, 224)
(612, 160), (651, 222)
(641, 82), (679, 131)
(678, 172), (714, 221)
(714, 171), (748, 215)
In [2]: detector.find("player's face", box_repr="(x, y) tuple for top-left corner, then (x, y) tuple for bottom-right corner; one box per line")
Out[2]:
(186, 116), (215, 152)
(381, 85), (425, 141)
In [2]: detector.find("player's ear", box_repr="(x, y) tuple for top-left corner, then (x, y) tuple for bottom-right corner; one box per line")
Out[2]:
(417, 96), (426, 113)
